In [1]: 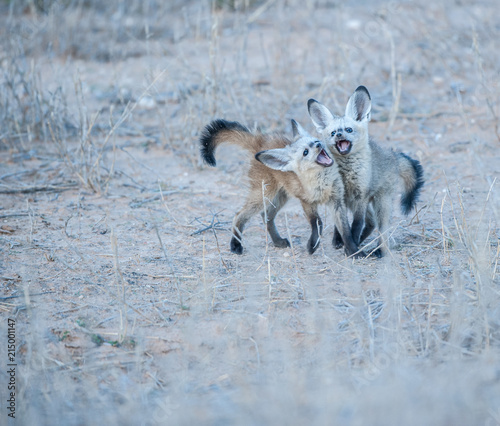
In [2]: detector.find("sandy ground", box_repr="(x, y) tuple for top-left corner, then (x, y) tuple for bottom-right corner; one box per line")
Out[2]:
(1, 1), (499, 425)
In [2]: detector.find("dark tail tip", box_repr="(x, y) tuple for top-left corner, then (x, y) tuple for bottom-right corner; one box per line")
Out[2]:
(199, 119), (248, 166)
(400, 153), (424, 215)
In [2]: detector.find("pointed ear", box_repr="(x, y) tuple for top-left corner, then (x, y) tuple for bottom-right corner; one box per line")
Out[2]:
(307, 99), (335, 131)
(345, 86), (371, 121)
(291, 119), (310, 139)
(255, 148), (294, 172)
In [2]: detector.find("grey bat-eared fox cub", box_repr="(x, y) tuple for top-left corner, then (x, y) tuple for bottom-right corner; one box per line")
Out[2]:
(308, 86), (424, 257)
(200, 119), (364, 257)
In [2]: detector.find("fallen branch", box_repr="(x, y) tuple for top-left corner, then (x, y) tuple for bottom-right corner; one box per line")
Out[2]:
(0, 291), (55, 301)
(190, 212), (229, 236)
(0, 183), (78, 194)
(0, 213), (32, 219)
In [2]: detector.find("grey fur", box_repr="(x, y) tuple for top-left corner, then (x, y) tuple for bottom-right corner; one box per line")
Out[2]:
(308, 86), (424, 257)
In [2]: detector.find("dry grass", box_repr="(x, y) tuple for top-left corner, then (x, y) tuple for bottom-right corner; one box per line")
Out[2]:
(1, 1), (499, 425)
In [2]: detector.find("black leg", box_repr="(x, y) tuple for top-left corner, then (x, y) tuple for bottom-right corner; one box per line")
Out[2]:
(307, 215), (323, 254)
(302, 202), (323, 254)
(332, 203), (366, 259)
(231, 200), (262, 255)
(359, 205), (376, 244)
(262, 189), (290, 249)
(351, 208), (366, 246)
(333, 226), (344, 249)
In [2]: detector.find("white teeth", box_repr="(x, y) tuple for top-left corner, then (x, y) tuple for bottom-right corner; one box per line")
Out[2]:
(337, 140), (350, 152)
(316, 149), (333, 166)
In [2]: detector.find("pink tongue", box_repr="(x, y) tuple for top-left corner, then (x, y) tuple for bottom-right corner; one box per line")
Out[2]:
(317, 150), (333, 166)
(339, 141), (349, 151)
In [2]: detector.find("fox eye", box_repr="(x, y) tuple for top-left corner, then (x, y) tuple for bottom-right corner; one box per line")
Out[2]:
(346, 127), (353, 133)
(303, 149), (309, 156)
(331, 131), (336, 137)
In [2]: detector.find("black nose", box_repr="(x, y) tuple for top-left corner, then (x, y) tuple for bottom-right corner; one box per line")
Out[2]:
(315, 141), (321, 148)
(336, 131), (342, 137)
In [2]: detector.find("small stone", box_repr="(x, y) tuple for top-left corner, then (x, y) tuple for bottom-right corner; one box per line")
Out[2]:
(138, 96), (156, 110)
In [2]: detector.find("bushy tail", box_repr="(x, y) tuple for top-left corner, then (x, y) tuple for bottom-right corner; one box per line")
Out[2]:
(398, 152), (424, 215)
(200, 119), (258, 166)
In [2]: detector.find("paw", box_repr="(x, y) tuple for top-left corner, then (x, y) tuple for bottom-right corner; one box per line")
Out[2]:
(352, 250), (367, 259)
(273, 238), (291, 249)
(371, 248), (384, 258)
(344, 249), (367, 259)
(230, 238), (243, 255)
(333, 236), (344, 250)
(307, 238), (320, 255)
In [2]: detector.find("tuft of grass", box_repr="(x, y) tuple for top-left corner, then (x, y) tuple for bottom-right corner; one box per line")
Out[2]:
(0, 46), (74, 151)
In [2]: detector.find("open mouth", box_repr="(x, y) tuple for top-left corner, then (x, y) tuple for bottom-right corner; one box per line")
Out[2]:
(336, 139), (352, 155)
(315, 148), (333, 167)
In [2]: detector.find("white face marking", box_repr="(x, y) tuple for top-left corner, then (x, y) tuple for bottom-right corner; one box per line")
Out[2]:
(257, 135), (332, 174)
(287, 136), (336, 202)
(318, 116), (368, 156)
(291, 136), (322, 172)
(308, 93), (371, 157)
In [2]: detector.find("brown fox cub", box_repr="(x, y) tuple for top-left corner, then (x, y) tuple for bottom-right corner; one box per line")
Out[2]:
(199, 119), (363, 257)
(308, 86), (424, 257)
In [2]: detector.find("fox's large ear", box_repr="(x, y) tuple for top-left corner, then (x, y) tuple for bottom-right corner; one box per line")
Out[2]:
(307, 99), (335, 131)
(291, 119), (310, 139)
(255, 148), (293, 172)
(345, 86), (371, 122)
